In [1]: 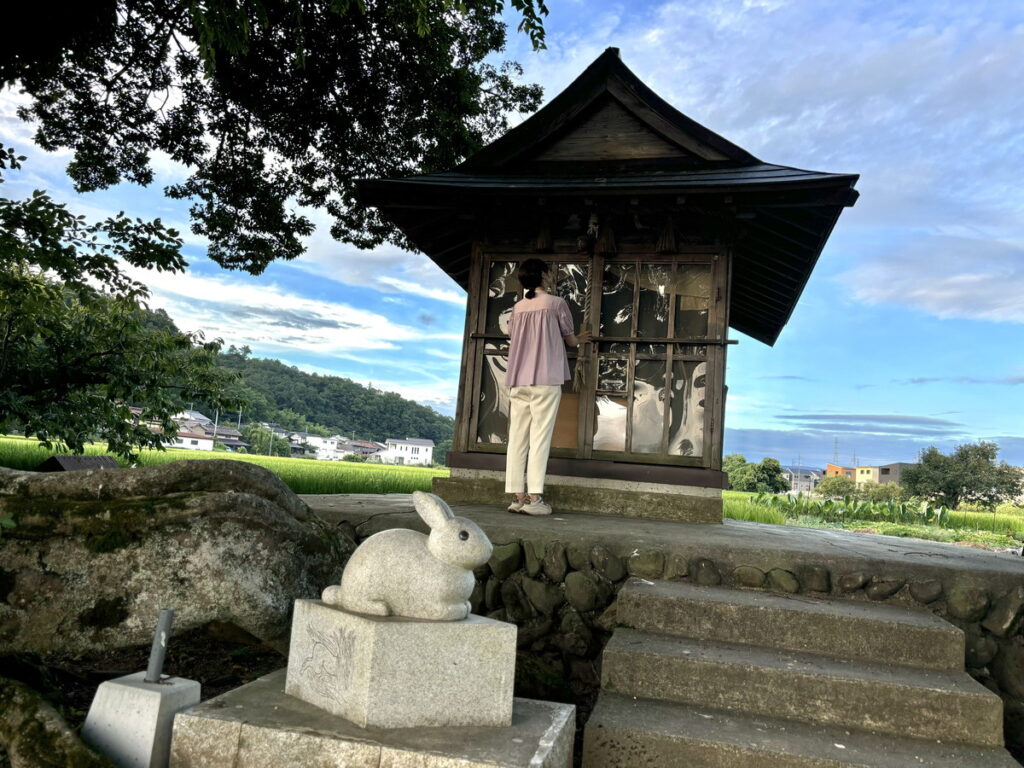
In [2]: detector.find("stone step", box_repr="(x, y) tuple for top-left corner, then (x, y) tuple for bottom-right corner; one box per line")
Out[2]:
(616, 579), (964, 671)
(601, 629), (1004, 746)
(582, 693), (1021, 768)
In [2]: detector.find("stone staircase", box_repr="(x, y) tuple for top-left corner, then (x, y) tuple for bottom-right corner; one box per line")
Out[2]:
(583, 579), (1020, 767)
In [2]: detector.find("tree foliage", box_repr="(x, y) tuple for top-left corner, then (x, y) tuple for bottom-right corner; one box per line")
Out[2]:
(902, 442), (1022, 510)
(4, 0), (546, 273)
(814, 475), (856, 499)
(241, 423), (293, 457)
(723, 454), (791, 494)
(0, 145), (238, 458)
(214, 346), (453, 444)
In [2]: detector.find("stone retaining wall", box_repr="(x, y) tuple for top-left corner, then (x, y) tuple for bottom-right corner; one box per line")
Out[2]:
(420, 533), (1024, 756)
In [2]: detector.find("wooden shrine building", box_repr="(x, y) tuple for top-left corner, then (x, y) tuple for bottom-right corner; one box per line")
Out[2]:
(359, 48), (858, 522)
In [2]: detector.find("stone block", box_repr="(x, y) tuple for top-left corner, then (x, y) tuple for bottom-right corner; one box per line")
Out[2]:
(627, 550), (665, 579)
(488, 542), (522, 580)
(285, 599), (515, 728)
(83, 672), (200, 768)
(171, 670), (575, 768)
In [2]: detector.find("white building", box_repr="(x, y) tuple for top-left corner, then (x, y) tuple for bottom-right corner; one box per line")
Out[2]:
(378, 438), (435, 466)
(287, 432), (355, 461)
(782, 466), (822, 494)
(169, 432), (215, 451)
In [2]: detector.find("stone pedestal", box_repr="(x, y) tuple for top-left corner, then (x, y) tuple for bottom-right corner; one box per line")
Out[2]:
(285, 599), (516, 728)
(171, 669), (574, 768)
(82, 672), (200, 768)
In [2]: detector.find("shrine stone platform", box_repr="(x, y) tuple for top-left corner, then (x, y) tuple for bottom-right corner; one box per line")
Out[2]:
(303, 493), (1024, 595)
(170, 669), (574, 768)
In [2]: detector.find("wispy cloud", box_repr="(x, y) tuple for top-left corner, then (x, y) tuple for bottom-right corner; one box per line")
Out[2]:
(775, 414), (962, 427)
(123, 265), (457, 356)
(895, 375), (1024, 386)
(844, 236), (1024, 324)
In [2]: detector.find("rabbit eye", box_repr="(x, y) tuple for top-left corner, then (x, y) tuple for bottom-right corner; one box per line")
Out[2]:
(459, 530), (469, 541)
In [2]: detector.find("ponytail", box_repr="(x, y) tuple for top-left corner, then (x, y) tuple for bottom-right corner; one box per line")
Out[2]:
(518, 258), (548, 300)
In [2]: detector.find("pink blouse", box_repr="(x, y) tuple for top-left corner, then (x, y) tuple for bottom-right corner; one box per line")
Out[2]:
(505, 291), (574, 387)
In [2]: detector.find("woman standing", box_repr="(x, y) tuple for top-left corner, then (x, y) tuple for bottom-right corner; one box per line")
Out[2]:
(505, 259), (590, 515)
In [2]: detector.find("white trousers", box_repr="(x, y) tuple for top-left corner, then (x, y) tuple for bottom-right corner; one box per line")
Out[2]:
(505, 384), (562, 494)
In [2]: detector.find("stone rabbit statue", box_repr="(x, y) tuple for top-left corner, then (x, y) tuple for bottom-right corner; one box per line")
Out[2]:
(322, 491), (492, 621)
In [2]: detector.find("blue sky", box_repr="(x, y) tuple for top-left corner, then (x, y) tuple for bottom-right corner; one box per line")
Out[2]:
(2, 0), (1022, 467)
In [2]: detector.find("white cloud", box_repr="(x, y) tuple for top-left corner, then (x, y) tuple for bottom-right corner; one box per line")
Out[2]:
(289, 362), (457, 414)
(376, 276), (466, 305)
(124, 265), (461, 355)
(843, 235), (1024, 323)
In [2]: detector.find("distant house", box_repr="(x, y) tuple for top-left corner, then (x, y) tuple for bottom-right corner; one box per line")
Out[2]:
(350, 440), (386, 457)
(169, 432), (215, 451)
(854, 465), (880, 487)
(175, 410), (214, 429)
(825, 463), (855, 479)
(877, 462), (915, 486)
(378, 438), (435, 466)
(782, 466), (822, 494)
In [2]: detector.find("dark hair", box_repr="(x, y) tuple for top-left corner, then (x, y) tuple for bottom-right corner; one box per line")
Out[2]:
(518, 258), (549, 299)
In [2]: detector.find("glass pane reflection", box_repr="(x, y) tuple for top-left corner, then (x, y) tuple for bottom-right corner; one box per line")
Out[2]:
(669, 360), (706, 457)
(556, 262), (590, 331)
(486, 262), (520, 335)
(597, 358), (627, 393)
(631, 360), (666, 454)
(637, 263), (671, 339)
(593, 395), (627, 452)
(477, 355), (510, 444)
(600, 263), (635, 339)
(674, 265), (711, 338)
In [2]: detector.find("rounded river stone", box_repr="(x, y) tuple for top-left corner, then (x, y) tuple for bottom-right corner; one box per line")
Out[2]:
(865, 576), (905, 601)
(543, 541), (569, 582)
(523, 540), (544, 578)
(732, 566), (766, 588)
(965, 626), (999, 668)
(564, 570), (609, 613)
(768, 568), (799, 594)
(665, 553), (689, 580)
(522, 576), (565, 616)
(993, 640), (1024, 699)
(627, 550), (666, 580)
(798, 565), (831, 593)
(691, 558), (722, 586)
(947, 585), (989, 622)
(837, 571), (869, 592)
(981, 586), (1024, 638)
(488, 542), (523, 581)
(591, 546), (626, 582)
(566, 542), (591, 572)
(909, 579), (943, 604)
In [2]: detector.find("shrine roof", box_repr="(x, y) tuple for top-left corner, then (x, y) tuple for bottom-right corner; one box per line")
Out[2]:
(356, 48), (858, 346)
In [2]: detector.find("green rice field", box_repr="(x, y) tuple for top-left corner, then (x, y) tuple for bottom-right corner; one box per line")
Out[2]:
(723, 489), (1024, 550)
(3, 435), (1021, 549)
(0, 436), (447, 495)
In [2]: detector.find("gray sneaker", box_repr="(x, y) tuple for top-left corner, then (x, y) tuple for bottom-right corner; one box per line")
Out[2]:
(507, 498), (525, 513)
(520, 497), (552, 516)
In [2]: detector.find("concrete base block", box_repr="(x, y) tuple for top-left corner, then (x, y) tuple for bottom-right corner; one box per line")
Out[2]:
(434, 471), (722, 523)
(285, 599), (516, 728)
(82, 672), (200, 768)
(171, 669), (574, 768)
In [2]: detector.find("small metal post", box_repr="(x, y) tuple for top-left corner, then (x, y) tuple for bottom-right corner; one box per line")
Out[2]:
(144, 609), (174, 683)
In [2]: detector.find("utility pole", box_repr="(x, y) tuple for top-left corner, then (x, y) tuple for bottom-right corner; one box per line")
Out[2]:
(832, 438), (840, 465)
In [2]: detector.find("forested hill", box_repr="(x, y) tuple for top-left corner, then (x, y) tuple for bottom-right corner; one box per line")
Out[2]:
(212, 347), (454, 444)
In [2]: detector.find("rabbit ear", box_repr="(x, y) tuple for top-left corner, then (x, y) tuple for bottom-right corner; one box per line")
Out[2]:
(412, 491), (454, 529)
